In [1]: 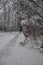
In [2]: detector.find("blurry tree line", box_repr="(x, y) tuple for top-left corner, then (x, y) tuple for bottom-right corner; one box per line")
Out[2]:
(0, 0), (43, 32)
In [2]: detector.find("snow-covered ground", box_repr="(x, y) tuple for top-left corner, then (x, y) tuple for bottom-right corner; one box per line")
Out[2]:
(0, 32), (18, 37)
(0, 33), (43, 65)
(0, 32), (19, 50)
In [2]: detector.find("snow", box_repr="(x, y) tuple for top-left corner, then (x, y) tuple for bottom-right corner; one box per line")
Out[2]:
(0, 32), (18, 50)
(0, 33), (43, 65)
(13, 33), (43, 65)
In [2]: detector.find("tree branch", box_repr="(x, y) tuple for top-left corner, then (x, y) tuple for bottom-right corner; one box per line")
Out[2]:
(29, 0), (43, 19)
(29, 0), (41, 8)
(32, 9), (43, 19)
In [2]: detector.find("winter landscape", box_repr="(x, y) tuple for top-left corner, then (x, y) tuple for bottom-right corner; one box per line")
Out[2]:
(0, 0), (43, 65)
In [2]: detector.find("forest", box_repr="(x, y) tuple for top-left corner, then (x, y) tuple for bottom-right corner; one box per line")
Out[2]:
(0, 0), (43, 31)
(0, 0), (43, 47)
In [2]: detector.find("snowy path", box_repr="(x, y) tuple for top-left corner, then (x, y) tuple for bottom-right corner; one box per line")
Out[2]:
(0, 32), (19, 50)
(0, 33), (43, 65)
